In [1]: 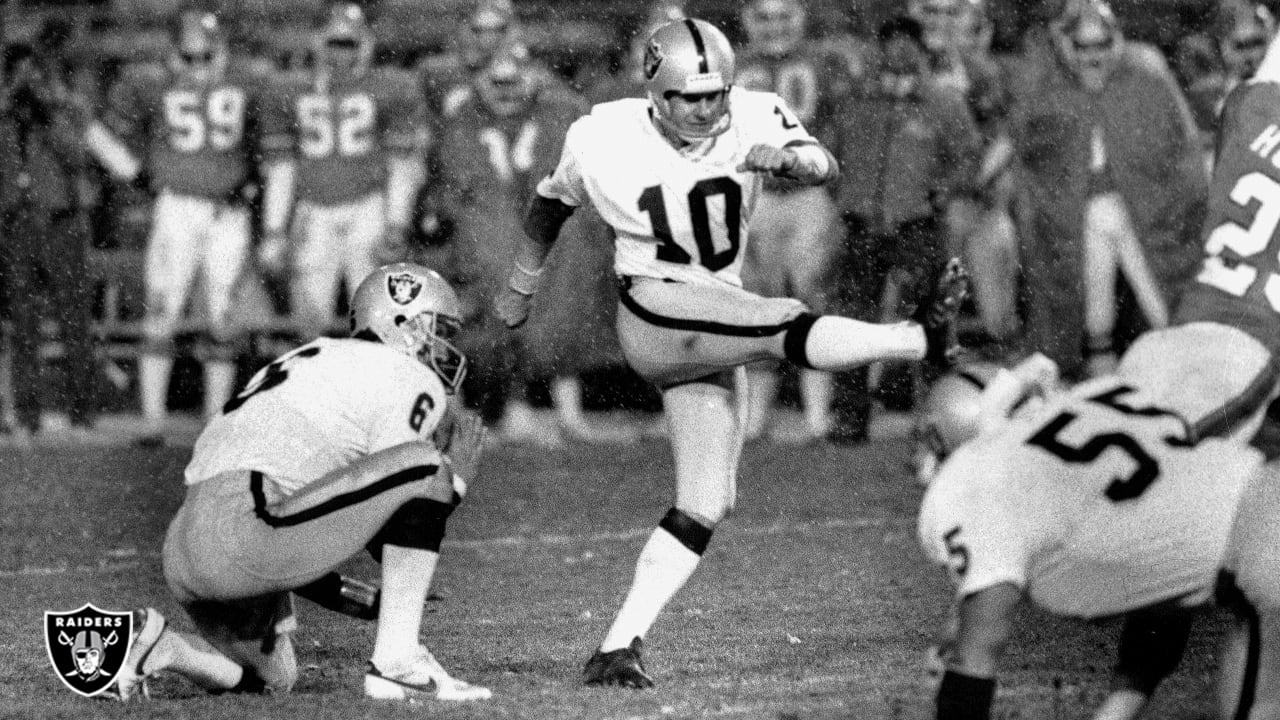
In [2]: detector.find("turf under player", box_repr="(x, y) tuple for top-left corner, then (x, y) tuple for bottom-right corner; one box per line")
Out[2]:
(494, 17), (968, 688)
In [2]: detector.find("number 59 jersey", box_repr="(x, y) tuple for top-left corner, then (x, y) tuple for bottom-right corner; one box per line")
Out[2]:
(1177, 80), (1280, 357)
(917, 376), (1262, 618)
(184, 337), (448, 495)
(536, 88), (817, 287)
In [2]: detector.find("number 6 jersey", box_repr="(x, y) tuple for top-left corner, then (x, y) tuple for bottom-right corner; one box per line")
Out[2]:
(535, 87), (816, 287)
(184, 337), (448, 496)
(1177, 80), (1280, 357)
(917, 375), (1262, 618)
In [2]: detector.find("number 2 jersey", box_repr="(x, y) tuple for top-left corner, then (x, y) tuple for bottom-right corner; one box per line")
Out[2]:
(535, 87), (818, 287)
(1176, 80), (1280, 358)
(917, 375), (1262, 618)
(184, 337), (448, 497)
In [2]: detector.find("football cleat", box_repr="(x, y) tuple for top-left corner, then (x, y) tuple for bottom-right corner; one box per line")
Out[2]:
(111, 607), (168, 701)
(365, 646), (492, 702)
(912, 257), (970, 370)
(583, 637), (655, 689)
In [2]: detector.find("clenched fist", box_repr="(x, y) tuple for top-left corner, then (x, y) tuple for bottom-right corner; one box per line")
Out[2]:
(736, 143), (798, 175)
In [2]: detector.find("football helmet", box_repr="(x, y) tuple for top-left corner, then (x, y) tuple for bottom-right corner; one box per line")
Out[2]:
(908, 0), (986, 54)
(350, 263), (468, 393)
(169, 10), (227, 83)
(1051, 0), (1123, 92)
(643, 18), (736, 140)
(1216, 0), (1277, 81)
(316, 3), (374, 78)
(742, 0), (807, 58)
(475, 43), (536, 118)
(461, 0), (518, 72)
(912, 361), (1002, 485)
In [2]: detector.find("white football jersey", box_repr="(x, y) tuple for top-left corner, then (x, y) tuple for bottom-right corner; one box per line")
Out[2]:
(185, 337), (449, 495)
(536, 88), (817, 287)
(918, 375), (1261, 618)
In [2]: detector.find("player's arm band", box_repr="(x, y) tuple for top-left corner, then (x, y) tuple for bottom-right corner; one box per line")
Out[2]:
(936, 669), (995, 720)
(523, 194), (577, 246)
(780, 140), (839, 185)
(1112, 607), (1193, 696)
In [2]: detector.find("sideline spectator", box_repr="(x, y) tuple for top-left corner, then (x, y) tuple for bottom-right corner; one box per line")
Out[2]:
(0, 33), (103, 444)
(824, 15), (982, 444)
(1010, 0), (1207, 380)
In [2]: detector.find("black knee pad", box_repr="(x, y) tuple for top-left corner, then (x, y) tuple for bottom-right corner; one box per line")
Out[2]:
(658, 508), (714, 556)
(782, 313), (821, 369)
(366, 498), (456, 561)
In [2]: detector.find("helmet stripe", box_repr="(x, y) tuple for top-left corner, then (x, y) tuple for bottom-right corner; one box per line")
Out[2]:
(683, 18), (710, 74)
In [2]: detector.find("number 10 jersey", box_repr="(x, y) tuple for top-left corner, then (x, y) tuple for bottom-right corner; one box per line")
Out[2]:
(535, 88), (817, 287)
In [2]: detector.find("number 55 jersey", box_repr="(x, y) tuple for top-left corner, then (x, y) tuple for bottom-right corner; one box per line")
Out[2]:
(917, 375), (1262, 618)
(1177, 80), (1280, 358)
(535, 87), (816, 287)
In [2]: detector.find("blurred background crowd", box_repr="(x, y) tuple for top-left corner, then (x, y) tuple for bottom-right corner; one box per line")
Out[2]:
(0, 0), (1262, 447)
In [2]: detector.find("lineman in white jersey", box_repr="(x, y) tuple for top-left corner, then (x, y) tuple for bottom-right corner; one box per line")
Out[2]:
(495, 17), (969, 687)
(109, 263), (492, 704)
(916, 323), (1280, 720)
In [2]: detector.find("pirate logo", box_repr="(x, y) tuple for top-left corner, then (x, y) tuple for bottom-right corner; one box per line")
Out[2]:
(388, 272), (423, 306)
(45, 604), (133, 697)
(643, 40), (664, 81)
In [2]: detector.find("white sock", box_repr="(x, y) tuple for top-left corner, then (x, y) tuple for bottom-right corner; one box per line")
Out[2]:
(138, 353), (173, 427)
(799, 369), (832, 436)
(803, 317), (925, 371)
(744, 369), (777, 440)
(551, 375), (587, 427)
(600, 528), (701, 652)
(371, 545), (439, 668)
(163, 629), (245, 690)
(202, 360), (237, 421)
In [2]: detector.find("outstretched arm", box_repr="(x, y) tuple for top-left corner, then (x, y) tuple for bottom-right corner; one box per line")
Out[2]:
(493, 194), (577, 328)
(737, 140), (838, 186)
(1091, 603), (1195, 720)
(937, 583), (1021, 720)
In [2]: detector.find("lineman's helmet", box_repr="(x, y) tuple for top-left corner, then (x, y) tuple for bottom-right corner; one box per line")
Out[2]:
(912, 362), (1003, 485)
(316, 3), (374, 77)
(643, 18), (736, 139)
(170, 10), (228, 83)
(1051, 0), (1124, 92)
(742, 0), (807, 57)
(350, 263), (468, 392)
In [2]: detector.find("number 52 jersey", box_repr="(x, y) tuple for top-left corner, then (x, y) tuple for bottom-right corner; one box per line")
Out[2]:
(917, 376), (1262, 618)
(184, 337), (448, 495)
(535, 87), (817, 287)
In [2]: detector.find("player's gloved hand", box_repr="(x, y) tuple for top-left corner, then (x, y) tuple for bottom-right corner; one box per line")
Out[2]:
(375, 223), (410, 264)
(443, 407), (487, 483)
(736, 143), (798, 176)
(493, 261), (542, 329)
(257, 230), (290, 278)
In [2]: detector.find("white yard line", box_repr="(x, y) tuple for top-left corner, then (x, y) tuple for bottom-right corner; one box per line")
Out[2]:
(0, 516), (902, 579)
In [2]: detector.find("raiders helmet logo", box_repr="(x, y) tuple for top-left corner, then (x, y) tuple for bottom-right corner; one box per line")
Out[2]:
(643, 40), (663, 81)
(387, 272), (422, 305)
(45, 604), (134, 697)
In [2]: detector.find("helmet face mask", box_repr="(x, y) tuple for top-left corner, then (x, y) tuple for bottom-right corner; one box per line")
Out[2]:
(1053, 0), (1123, 92)
(912, 362), (1002, 486)
(643, 18), (736, 140)
(170, 10), (228, 84)
(316, 3), (374, 78)
(350, 263), (468, 393)
(476, 45), (535, 117)
(742, 0), (806, 57)
(1218, 2), (1277, 80)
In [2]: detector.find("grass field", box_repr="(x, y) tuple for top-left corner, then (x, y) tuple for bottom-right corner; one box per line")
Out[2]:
(0, 430), (1229, 720)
